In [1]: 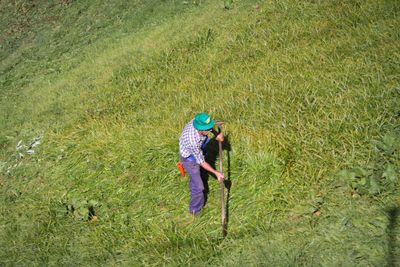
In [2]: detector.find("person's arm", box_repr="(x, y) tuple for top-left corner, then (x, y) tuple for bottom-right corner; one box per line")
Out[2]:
(200, 161), (224, 182)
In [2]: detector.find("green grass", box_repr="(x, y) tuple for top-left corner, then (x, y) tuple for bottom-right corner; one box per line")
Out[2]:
(1, 0), (399, 266)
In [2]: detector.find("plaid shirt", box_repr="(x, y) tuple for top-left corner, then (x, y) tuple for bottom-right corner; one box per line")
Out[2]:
(179, 119), (207, 164)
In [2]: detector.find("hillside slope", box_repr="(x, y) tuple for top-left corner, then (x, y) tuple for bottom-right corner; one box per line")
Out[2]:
(1, 0), (399, 266)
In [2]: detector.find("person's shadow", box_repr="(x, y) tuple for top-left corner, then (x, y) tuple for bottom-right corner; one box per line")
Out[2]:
(387, 206), (399, 267)
(202, 134), (232, 236)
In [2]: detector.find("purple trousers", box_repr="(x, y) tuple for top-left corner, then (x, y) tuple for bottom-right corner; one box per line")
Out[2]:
(180, 156), (204, 214)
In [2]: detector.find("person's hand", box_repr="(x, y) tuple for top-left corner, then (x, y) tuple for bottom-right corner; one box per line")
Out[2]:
(215, 121), (224, 127)
(215, 133), (224, 142)
(215, 171), (224, 183)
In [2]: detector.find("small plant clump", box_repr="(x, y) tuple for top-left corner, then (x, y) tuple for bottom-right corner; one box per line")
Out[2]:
(65, 199), (99, 221)
(338, 133), (399, 196)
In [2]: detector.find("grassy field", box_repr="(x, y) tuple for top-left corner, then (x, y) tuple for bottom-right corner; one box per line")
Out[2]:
(1, 0), (399, 266)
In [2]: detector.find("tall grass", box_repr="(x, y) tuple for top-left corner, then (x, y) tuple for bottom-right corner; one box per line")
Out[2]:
(1, 0), (399, 266)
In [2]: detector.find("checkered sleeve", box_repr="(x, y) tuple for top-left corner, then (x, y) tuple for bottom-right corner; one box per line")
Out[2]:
(188, 136), (205, 164)
(179, 120), (205, 164)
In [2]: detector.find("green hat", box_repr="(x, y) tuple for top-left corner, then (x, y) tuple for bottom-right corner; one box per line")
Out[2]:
(193, 113), (215, 130)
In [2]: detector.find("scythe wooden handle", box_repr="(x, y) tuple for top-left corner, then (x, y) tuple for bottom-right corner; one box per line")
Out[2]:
(218, 126), (227, 237)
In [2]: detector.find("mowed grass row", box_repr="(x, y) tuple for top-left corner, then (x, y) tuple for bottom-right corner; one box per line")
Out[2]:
(1, 0), (399, 266)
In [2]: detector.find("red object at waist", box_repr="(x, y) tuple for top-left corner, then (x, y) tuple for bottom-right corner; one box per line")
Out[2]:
(176, 162), (185, 177)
